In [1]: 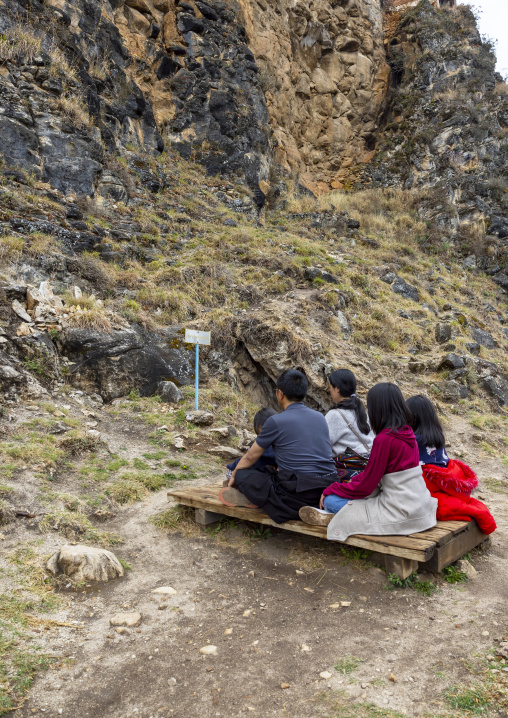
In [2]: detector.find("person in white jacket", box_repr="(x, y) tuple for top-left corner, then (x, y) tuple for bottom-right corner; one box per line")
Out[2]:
(326, 369), (374, 478)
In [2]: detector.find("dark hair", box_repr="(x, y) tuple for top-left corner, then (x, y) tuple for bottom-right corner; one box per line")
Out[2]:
(329, 368), (370, 435)
(366, 382), (412, 436)
(276, 369), (308, 402)
(253, 407), (276, 432)
(406, 394), (445, 449)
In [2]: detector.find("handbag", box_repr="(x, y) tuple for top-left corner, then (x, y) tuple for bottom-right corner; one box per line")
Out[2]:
(333, 408), (371, 479)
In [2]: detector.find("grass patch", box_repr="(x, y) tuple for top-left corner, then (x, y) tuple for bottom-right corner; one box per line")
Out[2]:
(443, 565), (468, 584)
(0, 547), (60, 713)
(38, 510), (121, 545)
(334, 656), (364, 675)
(106, 458), (130, 472)
(149, 505), (196, 532)
(105, 478), (149, 504)
(444, 683), (493, 714)
(386, 572), (438, 596)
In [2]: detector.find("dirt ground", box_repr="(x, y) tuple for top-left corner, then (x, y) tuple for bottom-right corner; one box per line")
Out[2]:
(2, 396), (508, 718)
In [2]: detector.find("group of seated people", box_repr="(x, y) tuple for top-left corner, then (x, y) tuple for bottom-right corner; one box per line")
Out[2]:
(219, 369), (496, 541)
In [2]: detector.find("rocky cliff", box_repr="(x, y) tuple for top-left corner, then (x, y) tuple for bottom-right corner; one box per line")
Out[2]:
(364, 1), (508, 250)
(0, 0), (506, 210)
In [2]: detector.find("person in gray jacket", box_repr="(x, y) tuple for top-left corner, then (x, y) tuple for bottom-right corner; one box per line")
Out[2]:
(326, 369), (374, 478)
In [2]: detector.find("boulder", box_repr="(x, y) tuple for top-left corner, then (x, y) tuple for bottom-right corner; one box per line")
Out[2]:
(185, 410), (214, 426)
(482, 375), (508, 406)
(435, 323), (452, 344)
(336, 310), (351, 338)
(237, 429), (256, 451)
(11, 300), (31, 323)
(466, 342), (481, 356)
(492, 273), (508, 292)
(304, 267), (338, 284)
(208, 446), (243, 460)
(380, 272), (397, 284)
(438, 353), (466, 371)
(391, 277), (419, 302)
(60, 327), (194, 401)
(46, 545), (124, 582)
(440, 380), (468, 402)
(472, 328), (495, 349)
(157, 380), (184, 404)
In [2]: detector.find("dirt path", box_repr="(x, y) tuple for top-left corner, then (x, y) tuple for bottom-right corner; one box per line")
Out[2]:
(2, 398), (507, 718)
(10, 486), (508, 717)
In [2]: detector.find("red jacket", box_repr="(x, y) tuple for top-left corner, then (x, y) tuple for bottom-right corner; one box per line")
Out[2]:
(422, 459), (496, 535)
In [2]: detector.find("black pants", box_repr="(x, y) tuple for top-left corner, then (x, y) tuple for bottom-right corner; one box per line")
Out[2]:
(235, 468), (336, 524)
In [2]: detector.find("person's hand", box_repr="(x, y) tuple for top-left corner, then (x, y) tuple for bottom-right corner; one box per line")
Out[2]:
(319, 493), (325, 510)
(228, 469), (237, 488)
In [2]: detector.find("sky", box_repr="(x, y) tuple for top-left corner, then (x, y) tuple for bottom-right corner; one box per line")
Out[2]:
(459, 0), (508, 78)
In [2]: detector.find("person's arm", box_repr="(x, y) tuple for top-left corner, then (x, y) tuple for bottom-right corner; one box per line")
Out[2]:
(229, 441), (266, 487)
(323, 433), (391, 500)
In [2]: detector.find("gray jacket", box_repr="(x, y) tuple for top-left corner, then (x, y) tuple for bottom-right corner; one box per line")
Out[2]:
(325, 408), (374, 458)
(327, 466), (438, 542)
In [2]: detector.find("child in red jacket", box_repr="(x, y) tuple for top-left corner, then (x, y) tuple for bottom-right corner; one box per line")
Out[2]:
(406, 395), (496, 535)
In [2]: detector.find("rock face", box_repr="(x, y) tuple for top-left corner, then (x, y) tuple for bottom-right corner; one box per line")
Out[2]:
(365, 1), (508, 263)
(238, 0), (389, 193)
(0, 0), (271, 199)
(47, 545), (124, 582)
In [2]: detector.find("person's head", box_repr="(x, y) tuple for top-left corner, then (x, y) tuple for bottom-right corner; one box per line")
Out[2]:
(406, 394), (445, 449)
(275, 369), (308, 407)
(366, 382), (412, 435)
(253, 407), (276, 435)
(328, 368), (370, 435)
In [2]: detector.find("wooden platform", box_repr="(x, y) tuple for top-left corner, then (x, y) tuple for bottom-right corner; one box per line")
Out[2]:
(167, 484), (489, 578)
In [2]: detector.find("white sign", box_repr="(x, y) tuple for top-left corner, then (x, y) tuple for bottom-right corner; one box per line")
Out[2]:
(185, 329), (211, 346)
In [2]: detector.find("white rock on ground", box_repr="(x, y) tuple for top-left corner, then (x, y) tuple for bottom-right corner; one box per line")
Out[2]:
(151, 586), (177, 595)
(46, 545), (124, 582)
(456, 559), (478, 579)
(110, 612), (142, 628)
(185, 410), (214, 426)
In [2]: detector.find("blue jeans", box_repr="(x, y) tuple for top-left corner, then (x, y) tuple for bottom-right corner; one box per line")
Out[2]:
(323, 495), (350, 514)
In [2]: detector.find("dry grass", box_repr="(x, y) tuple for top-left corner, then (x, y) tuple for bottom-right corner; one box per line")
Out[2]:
(62, 291), (98, 310)
(55, 95), (90, 129)
(23, 233), (62, 257)
(64, 307), (112, 332)
(0, 235), (24, 263)
(0, 23), (43, 64)
(0, 21), (78, 84)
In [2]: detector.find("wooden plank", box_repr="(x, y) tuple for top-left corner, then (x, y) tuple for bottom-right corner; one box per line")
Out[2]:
(420, 521), (488, 572)
(434, 520), (471, 534)
(384, 556), (418, 580)
(167, 485), (436, 561)
(409, 527), (459, 546)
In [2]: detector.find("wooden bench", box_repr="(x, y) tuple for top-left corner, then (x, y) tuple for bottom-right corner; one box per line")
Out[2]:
(167, 484), (490, 578)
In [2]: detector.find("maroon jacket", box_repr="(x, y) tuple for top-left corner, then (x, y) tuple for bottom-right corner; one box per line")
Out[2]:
(323, 425), (419, 499)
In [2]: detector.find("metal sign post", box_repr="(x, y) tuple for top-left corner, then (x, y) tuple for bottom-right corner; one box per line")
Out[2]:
(185, 329), (211, 410)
